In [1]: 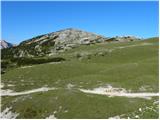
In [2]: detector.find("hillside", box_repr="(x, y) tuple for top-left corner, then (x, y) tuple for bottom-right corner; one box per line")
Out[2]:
(1, 28), (106, 58)
(1, 34), (158, 119)
(1, 28), (140, 59)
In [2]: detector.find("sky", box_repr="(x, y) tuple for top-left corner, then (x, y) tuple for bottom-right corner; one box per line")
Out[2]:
(1, 1), (159, 44)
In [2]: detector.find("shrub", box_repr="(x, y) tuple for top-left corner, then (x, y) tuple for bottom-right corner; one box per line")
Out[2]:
(10, 57), (65, 66)
(1, 60), (10, 69)
(75, 53), (82, 58)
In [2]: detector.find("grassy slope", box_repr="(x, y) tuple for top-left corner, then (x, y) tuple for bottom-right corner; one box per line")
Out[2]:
(1, 37), (159, 118)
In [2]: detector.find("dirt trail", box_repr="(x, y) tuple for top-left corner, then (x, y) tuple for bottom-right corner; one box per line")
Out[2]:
(1, 87), (56, 97)
(20, 66), (33, 69)
(1, 84), (158, 99)
(79, 86), (159, 99)
(108, 42), (154, 53)
(117, 43), (154, 49)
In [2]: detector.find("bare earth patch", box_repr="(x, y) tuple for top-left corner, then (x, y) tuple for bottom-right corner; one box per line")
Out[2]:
(1, 87), (56, 97)
(0, 107), (19, 119)
(66, 83), (75, 89)
(117, 43), (154, 49)
(108, 42), (154, 53)
(79, 85), (158, 99)
(108, 115), (121, 119)
(20, 66), (33, 69)
(45, 114), (57, 119)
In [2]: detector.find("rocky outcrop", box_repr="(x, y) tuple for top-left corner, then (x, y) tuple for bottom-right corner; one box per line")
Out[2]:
(20, 28), (107, 51)
(106, 36), (141, 42)
(0, 40), (14, 49)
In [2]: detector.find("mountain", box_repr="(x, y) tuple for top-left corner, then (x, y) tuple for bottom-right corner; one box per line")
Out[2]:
(20, 28), (107, 46)
(1, 28), (141, 59)
(1, 37), (158, 118)
(0, 40), (14, 49)
(1, 28), (158, 119)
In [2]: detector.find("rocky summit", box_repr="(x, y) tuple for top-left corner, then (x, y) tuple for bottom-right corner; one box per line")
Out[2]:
(20, 28), (107, 46)
(19, 28), (108, 53)
(1, 28), (141, 58)
(0, 40), (14, 49)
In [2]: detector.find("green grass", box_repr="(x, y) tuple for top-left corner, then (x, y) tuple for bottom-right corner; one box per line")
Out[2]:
(1, 37), (159, 118)
(1, 90), (158, 119)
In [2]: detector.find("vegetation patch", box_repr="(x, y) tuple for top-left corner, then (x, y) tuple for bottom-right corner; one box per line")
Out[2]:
(10, 57), (65, 66)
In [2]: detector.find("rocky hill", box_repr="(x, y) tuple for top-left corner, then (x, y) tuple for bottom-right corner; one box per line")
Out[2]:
(1, 28), (141, 59)
(0, 40), (14, 49)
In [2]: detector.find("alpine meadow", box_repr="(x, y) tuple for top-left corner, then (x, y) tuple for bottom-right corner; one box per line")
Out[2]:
(0, 1), (159, 119)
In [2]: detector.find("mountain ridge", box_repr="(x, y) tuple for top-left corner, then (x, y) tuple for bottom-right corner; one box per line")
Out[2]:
(1, 28), (141, 58)
(0, 40), (15, 49)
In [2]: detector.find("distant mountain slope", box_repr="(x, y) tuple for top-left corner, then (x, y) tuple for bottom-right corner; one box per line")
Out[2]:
(106, 36), (141, 42)
(1, 28), (141, 58)
(0, 40), (14, 49)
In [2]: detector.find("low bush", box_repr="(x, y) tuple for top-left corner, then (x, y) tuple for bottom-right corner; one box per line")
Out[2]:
(10, 57), (65, 66)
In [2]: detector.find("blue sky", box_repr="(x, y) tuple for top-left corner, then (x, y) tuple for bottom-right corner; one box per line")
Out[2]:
(2, 1), (159, 44)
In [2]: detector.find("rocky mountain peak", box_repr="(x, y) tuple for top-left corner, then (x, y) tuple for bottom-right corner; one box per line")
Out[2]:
(20, 28), (107, 46)
(2, 28), (141, 58)
(0, 40), (14, 49)
(17, 28), (108, 55)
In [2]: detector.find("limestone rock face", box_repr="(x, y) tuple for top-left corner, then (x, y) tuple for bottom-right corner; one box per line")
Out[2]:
(0, 40), (14, 49)
(6, 28), (107, 58)
(20, 28), (107, 50)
